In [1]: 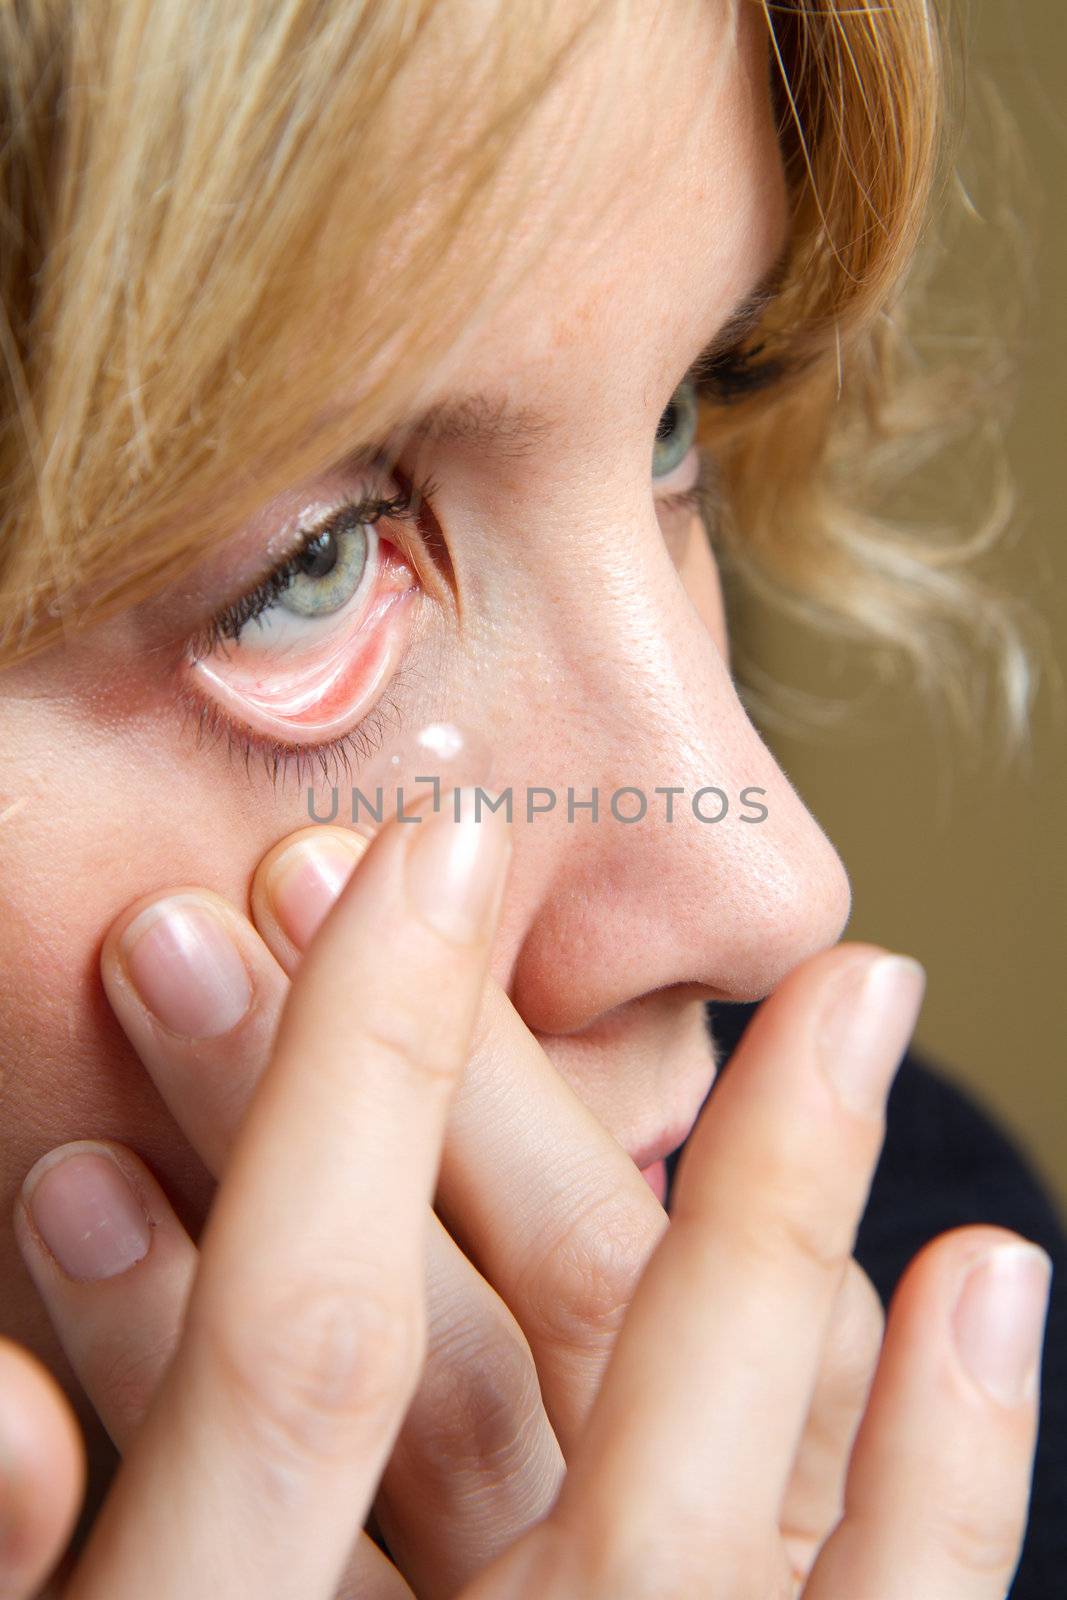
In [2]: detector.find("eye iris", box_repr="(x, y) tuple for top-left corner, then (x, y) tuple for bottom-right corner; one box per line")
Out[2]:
(652, 378), (699, 479)
(280, 515), (370, 618)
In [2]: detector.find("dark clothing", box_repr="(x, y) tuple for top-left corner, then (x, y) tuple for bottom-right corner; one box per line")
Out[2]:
(665, 1002), (1066, 1599)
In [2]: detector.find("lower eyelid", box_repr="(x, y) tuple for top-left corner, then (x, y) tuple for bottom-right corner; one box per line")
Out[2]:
(654, 443), (703, 496)
(189, 544), (419, 746)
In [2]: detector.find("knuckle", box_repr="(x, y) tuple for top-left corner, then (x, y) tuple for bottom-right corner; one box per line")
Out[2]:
(359, 1008), (461, 1088)
(403, 1320), (544, 1482)
(777, 1203), (851, 1277)
(935, 1490), (1026, 1578)
(202, 1277), (425, 1470)
(739, 1174), (851, 1280)
(847, 1259), (886, 1340)
(559, 1508), (782, 1600)
(520, 1190), (656, 1351)
(830, 1260), (885, 1388)
(93, 1334), (175, 1429)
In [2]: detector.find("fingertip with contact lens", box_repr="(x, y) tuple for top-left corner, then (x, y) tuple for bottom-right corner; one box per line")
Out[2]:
(269, 722), (495, 956)
(306, 720), (494, 844)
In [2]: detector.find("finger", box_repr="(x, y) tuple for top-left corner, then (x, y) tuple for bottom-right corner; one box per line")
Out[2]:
(14, 1141), (197, 1453)
(100, 905), (401, 1567)
(372, 1213), (565, 1600)
(14, 1142), (408, 1600)
(100, 833), (368, 1172)
(107, 843), (565, 1598)
(780, 1256), (883, 1587)
(254, 839), (671, 1459)
(99, 889), (291, 1172)
(68, 795), (511, 1600)
(435, 982), (672, 1454)
(545, 944), (924, 1593)
(804, 1225), (1049, 1600)
(0, 1337), (84, 1600)
(250, 825), (368, 976)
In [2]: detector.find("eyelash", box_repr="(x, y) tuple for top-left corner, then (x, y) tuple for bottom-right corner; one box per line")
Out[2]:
(692, 341), (782, 404)
(191, 472), (440, 658)
(186, 673), (418, 791)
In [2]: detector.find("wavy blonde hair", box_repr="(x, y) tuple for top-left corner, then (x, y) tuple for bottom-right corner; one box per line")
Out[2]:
(0, 0), (1031, 750)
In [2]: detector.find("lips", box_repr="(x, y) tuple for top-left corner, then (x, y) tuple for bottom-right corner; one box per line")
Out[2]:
(626, 1085), (713, 1171)
(611, 1001), (721, 1174)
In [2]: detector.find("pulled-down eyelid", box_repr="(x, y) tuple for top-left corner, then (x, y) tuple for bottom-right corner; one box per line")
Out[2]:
(182, 532), (422, 784)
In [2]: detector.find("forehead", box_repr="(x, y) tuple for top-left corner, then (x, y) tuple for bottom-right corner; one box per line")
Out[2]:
(386, 0), (787, 454)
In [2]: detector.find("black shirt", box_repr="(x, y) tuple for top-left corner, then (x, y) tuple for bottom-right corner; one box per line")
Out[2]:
(671, 1002), (1067, 1599)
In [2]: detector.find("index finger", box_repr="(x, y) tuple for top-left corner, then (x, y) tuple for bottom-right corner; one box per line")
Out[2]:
(546, 945), (923, 1588)
(66, 791), (511, 1600)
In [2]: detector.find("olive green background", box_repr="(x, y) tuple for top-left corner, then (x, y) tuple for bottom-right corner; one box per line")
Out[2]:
(744, 0), (1066, 1211)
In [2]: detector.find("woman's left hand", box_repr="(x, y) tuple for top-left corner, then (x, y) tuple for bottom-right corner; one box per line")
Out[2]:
(15, 823), (885, 1599)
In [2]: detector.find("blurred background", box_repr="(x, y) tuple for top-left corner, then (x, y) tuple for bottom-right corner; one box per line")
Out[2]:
(738, 0), (1066, 1209)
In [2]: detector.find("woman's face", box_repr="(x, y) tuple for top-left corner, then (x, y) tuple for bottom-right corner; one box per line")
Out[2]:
(0, 0), (849, 1368)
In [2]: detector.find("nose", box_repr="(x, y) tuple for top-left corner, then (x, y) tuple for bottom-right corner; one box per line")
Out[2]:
(498, 531), (852, 1036)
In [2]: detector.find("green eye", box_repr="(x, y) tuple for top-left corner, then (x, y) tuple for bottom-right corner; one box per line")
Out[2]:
(280, 517), (369, 617)
(652, 379), (699, 479)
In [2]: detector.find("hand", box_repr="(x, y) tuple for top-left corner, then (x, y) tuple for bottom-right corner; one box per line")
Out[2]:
(5, 809), (1049, 1597)
(15, 821), (889, 1593)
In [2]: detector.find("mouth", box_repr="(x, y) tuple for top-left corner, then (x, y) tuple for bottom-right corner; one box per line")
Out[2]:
(627, 1049), (716, 1203)
(636, 1157), (670, 1205)
(623, 1033), (720, 1180)
(627, 1123), (695, 1173)
(545, 997), (722, 1204)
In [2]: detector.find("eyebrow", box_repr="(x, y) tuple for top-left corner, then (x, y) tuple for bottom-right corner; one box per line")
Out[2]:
(340, 247), (791, 468)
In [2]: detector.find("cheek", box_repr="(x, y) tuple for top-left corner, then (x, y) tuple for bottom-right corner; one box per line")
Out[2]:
(0, 699), (309, 1221)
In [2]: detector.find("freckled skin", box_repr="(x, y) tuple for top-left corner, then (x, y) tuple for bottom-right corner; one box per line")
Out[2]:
(0, 0), (850, 1492)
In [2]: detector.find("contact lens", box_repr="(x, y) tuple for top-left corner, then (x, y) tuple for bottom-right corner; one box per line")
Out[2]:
(304, 721), (494, 840)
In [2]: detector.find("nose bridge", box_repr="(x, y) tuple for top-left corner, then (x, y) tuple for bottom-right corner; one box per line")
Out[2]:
(577, 599), (838, 915)
(503, 539), (852, 1027)
(527, 520), (794, 827)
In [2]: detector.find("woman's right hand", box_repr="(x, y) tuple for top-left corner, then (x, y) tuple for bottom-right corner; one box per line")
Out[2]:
(1, 795), (1050, 1599)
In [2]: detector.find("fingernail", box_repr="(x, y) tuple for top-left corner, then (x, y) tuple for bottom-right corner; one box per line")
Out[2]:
(952, 1241), (1052, 1407)
(404, 788), (511, 944)
(266, 833), (367, 952)
(121, 896), (252, 1038)
(818, 953), (926, 1117)
(23, 1147), (151, 1281)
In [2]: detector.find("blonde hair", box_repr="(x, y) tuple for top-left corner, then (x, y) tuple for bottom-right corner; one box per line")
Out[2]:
(0, 0), (1031, 751)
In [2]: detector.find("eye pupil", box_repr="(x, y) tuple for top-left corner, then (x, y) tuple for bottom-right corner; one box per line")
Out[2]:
(279, 518), (370, 619)
(297, 530), (339, 580)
